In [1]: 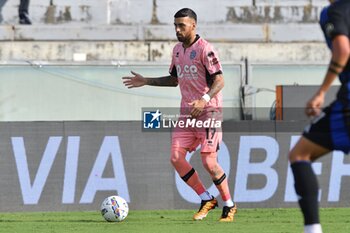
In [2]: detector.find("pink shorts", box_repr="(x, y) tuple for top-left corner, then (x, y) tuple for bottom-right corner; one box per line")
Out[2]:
(171, 112), (222, 153)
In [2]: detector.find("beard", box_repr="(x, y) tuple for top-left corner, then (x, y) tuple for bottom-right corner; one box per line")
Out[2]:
(176, 34), (185, 42)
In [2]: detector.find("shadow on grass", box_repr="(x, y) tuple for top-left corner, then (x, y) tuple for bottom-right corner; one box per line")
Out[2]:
(0, 219), (104, 223)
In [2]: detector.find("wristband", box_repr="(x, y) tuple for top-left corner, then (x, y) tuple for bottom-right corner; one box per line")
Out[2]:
(331, 60), (345, 68)
(202, 94), (211, 103)
(328, 67), (340, 75)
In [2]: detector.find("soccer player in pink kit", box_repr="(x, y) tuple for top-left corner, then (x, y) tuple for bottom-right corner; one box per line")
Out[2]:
(123, 8), (237, 222)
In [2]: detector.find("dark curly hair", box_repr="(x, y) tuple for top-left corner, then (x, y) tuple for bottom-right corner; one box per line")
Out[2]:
(174, 8), (197, 22)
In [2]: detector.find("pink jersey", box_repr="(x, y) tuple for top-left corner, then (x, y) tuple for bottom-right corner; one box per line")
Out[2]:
(169, 35), (223, 113)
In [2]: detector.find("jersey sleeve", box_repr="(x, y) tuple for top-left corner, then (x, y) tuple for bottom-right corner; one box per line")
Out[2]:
(202, 43), (222, 76)
(319, 6), (332, 49)
(327, 5), (349, 39)
(169, 47), (178, 77)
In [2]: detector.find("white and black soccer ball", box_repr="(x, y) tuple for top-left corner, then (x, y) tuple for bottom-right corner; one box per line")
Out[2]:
(100, 195), (129, 222)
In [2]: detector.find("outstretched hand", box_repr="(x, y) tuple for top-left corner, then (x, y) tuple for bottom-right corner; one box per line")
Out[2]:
(122, 71), (147, 88)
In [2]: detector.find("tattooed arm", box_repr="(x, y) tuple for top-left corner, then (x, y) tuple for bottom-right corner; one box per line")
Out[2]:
(189, 73), (224, 118)
(122, 71), (178, 88)
(206, 73), (224, 99)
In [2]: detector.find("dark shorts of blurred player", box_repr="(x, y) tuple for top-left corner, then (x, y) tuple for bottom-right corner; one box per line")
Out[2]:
(303, 100), (350, 154)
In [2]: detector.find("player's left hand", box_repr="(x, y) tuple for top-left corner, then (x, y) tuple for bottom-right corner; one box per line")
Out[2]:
(188, 99), (206, 118)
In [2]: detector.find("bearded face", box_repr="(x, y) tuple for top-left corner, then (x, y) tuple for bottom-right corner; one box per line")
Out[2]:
(174, 16), (196, 44)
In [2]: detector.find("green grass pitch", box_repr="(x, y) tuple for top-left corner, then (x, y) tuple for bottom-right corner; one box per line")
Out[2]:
(0, 208), (349, 233)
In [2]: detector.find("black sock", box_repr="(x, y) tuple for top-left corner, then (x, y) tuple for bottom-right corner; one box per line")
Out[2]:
(291, 161), (320, 225)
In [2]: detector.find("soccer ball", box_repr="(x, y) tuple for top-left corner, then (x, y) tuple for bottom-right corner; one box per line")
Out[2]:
(100, 195), (129, 222)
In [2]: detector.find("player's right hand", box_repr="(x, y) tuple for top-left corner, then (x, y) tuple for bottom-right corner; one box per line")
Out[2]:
(305, 92), (324, 117)
(122, 71), (147, 88)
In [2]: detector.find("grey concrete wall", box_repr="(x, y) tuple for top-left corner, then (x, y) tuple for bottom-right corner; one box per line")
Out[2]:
(0, 23), (326, 42)
(0, 0), (329, 25)
(0, 0), (329, 42)
(0, 41), (330, 63)
(0, 1), (331, 62)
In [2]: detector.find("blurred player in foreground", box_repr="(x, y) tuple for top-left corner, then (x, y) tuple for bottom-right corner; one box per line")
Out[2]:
(289, 0), (350, 233)
(123, 8), (237, 222)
